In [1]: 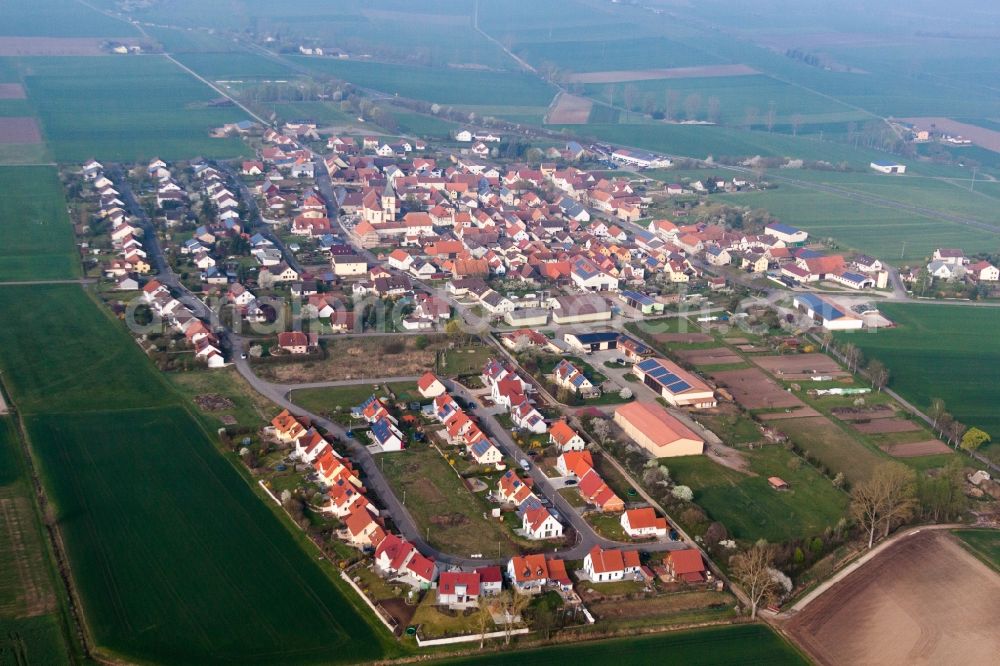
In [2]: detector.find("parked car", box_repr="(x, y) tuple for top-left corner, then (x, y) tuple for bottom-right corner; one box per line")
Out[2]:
(519, 459), (531, 472)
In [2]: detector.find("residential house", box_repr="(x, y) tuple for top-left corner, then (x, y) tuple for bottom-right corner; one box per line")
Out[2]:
(620, 507), (668, 539)
(583, 546), (641, 583)
(548, 420), (585, 452)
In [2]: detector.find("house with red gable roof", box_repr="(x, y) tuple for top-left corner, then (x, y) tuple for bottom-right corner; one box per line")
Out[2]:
(522, 506), (563, 540)
(344, 503), (384, 548)
(621, 507), (668, 539)
(322, 476), (369, 518)
(374, 533), (437, 588)
(506, 554), (554, 595)
(293, 428), (331, 463)
(556, 450), (594, 477)
(476, 565), (503, 596)
(436, 570), (481, 609)
(271, 409), (306, 443)
(578, 468), (625, 513)
(583, 546), (642, 583)
(664, 549), (707, 583)
(417, 371), (447, 399)
(549, 420), (585, 452)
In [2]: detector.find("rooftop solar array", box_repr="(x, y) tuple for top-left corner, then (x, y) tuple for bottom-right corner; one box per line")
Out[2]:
(637, 359), (692, 393)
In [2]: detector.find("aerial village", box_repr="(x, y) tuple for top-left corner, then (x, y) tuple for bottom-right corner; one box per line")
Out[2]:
(60, 117), (1000, 642)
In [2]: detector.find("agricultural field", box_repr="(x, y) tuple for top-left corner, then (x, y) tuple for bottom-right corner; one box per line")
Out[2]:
(513, 35), (725, 73)
(27, 407), (386, 664)
(0, 0), (137, 38)
(786, 530), (1000, 666)
(842, 304), (1000, 446)
(667, 447), (848, 542)
(293, 57), (557, 108)
(0, 166), (79, 281)
(0, 286), (392, 663)
(953, 528), (1000, 571)
(722, 186), (999, 262)
(438, 623), (808, 665)
(174, 52), (297, 81)
(0, 416), (74, 666)
(18, 56), (249, 161)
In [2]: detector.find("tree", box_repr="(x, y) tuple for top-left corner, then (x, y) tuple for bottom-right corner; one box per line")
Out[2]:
(867, 359), (889, 392)
(947, 420), (967, 448)
(590, 418), (611, 445)
(498, 589), (529, 645)
(476, 596), (493, 649)
(917, 457), (967, 521)
(731, 543), (778, 619)
(707, 96), (721, 123)
(683, 93), (702, 120)
(850, 463), (917, 549)
(791, 113), (803, 136)
(766, 100), (777, 133)
(704, 521), (728, 548)
(928, 398), (947, 430)
(672, 485), (693, 501)
(960, 426), (990, 452)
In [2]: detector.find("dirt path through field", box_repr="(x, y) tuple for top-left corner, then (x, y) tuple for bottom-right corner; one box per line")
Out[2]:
(784, 529), (1000, 665)
(546, 92), (593, 124)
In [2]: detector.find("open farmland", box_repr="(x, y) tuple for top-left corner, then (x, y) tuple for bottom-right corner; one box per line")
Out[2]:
(27, 407), (385, 663)
(786, 530), (1000, 665)
(0, 167), (79, 281)
(19, 56), (249, 161)
(953, 528), (1000, 571)
(293, 56), (557, 107)
(843, 303), (1000, 445)
(0, 0), (138, 38)
(438, 623), (807, 665)
(0, 286), (390, 664)
(723, 186), (1000, 261)
(174, 52), (297, 81)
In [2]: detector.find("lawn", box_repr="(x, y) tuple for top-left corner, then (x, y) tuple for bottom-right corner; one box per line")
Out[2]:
(168, 367), (274, 429)
(20, 56), (250, 161)
(771, 416), (886, 486)
(667, 446), (848, 542)
(291, 383), (387, 417)
(379, 442), (522, 558)
(842, 304), (1000, 445)
(436, 623), (808, 665)
(0, 166), (79, 281)
(293, 57), (557, 107)
(440, 344), (494, 377)
(953, 529), (1000, 572)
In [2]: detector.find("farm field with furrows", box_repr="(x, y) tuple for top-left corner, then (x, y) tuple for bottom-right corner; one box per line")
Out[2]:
(0, 166), (79, 281)
(18, 56), (250, 161)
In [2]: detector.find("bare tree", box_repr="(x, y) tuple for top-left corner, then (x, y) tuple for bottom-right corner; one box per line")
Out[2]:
(498, 589), (529, 645)
(928, 398), (946, 430)
(707, 96), (721, 123)
(476, 596), (493, 649)
(866, 359), (889, 392)
(684, 93), (702, 120)
(731, 543), (778, 619)
(665, 89), (679, 121)
(851, 463), (917, 549)
(947, 420), (967, 449)
(791, 113), (804, 136)
(766, 100), (777, 133)
(590, 417), (611, 445)
(743, 106), (759, 130)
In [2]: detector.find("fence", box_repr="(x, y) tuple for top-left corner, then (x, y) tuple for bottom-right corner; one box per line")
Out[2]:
(415, 627), (529, 647)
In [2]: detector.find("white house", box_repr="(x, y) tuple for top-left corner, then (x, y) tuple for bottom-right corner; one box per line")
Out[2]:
(416, 372), (447, 399)
(583, 546), (641, 583)
(620, 508), (668, 539)
(968, 260), (1000, 282)
(522, 506), (563, 540)
(870, 161), (906, 174)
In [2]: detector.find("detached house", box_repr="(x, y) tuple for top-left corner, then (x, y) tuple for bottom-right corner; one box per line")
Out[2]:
(522, 506), (563, 540)
(549, 420), (585, 452)
(417, 371), (447, 399)
(436, 571), (481, 609)
(621, 507), (668, 539)
(583, 546), (641, 583)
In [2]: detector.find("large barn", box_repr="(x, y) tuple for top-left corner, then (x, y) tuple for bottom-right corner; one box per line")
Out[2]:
(613, 402), (704, 458)
(633, 357), (717, 408)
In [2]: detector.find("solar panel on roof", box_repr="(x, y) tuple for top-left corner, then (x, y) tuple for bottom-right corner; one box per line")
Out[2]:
(666, 380), (691, 392)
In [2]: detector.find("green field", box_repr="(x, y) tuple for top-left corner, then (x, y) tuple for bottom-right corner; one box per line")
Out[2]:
(19, 56), (249, 161)
(723, 186), (1000, 262)
(0, 0), (137, 37)
(667, 447), (848, 542)
(0, 166), (79, 281)
(843, 303), (1000, 443)
(27, 407), (385, 663)
(514, 35), (724, 72)
(0, 416), (75, 665)
(175, 52), (298, 80)
(293, 57), (557, 107)
(953, 529), (1000, 571)
(0, 285), (390, 664)
(437, 623), (807, 665)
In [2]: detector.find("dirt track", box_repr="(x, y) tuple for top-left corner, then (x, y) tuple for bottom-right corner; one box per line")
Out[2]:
(566, 64), (758, 84)
(785, 530), (1000, 665)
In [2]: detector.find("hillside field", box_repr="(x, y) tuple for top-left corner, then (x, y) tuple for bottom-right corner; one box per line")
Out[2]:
(842, 303), (1000, 445)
